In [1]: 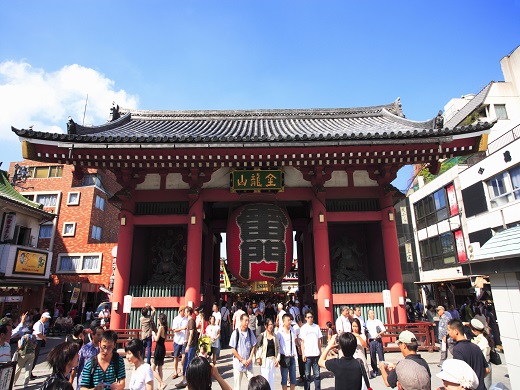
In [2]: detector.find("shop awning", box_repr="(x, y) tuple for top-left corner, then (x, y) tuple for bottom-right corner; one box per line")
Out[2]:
(474, 226), (520, 262)
(414, 275), (470, 285)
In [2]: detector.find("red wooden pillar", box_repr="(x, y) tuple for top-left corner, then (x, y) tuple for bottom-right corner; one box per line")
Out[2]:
(111, 211), (134, 329)
(312, 195), (333, 327)
(185, 199), (203, 308)
(380, 195), (407, 323)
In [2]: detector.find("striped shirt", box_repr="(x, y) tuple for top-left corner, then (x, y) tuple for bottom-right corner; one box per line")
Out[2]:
(80, 355), (126, 388)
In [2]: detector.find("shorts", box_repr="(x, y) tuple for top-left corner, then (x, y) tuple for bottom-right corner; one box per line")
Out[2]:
(173, 342), (184, 358)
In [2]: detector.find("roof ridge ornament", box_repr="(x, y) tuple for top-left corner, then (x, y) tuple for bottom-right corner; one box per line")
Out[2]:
(109, 102), (121, 122)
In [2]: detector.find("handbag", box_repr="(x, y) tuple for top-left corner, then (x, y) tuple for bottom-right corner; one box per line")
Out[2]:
(279, 354), (292, 368)
(490, 349), (502, 365)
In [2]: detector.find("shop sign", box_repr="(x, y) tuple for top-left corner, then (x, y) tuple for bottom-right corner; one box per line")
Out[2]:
(454, 229), (467, 263)
(227, 203), (292, 282)
(70, 287), (81, 304)
(5, 296), (23, 303)
(13, 248), (48, 276)
(1, 213), (16, 242)
(446, 183), (459, 216)
(231, 169), (283, 192)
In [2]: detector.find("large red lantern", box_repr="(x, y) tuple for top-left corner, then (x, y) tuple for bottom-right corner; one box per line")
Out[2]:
(227, 203), (293, 282)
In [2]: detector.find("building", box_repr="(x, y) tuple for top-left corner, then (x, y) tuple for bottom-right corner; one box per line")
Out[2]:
(0, 167), (54, 318)
(405, 45), (520, 387)
(6, 160), (122, 317)
(11, 99), (492, 328)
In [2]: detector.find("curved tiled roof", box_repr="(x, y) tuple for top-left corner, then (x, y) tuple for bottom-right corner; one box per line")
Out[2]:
(12, 100), (493, 146)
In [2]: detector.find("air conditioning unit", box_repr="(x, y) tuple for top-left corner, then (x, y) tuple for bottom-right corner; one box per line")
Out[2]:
(467, 242), (481, 259)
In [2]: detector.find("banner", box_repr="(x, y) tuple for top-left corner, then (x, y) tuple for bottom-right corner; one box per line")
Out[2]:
(1, 213), (16, 242)
(13, 249), (48, 276)
(446, 184), (459, 216)
(454, 229), (467, 263)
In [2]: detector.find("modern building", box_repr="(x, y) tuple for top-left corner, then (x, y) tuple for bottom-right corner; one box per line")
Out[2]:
(6, 160), (122, 316)
(405, 45), (520, 387)
(0, 167), (54, 317)
(11, 99), (491, 329)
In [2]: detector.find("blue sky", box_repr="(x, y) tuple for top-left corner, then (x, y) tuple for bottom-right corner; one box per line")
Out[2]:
(1, 1), (519, 191)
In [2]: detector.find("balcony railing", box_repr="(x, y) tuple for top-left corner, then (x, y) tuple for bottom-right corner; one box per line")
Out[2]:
(487, 123), (520, 155)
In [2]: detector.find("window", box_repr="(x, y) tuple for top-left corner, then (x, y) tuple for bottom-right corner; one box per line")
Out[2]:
(78, 174), (105, 191)
(28, 165), (63, 178)
(95, 195), (105, 210)
(67, 192), (80, 205)
(495, 104), (508, 120)
(23, 194), (35, 201)
(36, 194), (58, 207)
(57, 253), (102, 273)
(38, 224), (53, 239)
(419, 232), (457, 271)
(91, 225), (102, 240)
(63, 222), (76, 237)
(414, 188), (449, 230)
(487, 166), (520, 208)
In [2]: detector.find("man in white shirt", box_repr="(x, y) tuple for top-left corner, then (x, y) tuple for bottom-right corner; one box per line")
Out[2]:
(353, 306), (365, 326)
(230, 313), (257, 390)
(300, 311), (322, 390)
(0, 324), (12, 362)
(212, 303), (221, 327)
(335, 306), (352, 335)
(365, 309), (386, 378)
(288, 301), (300, 326)
(277, 313), (298, 390)
(30, 311), (50, 379)
(171, 306), (188, 379)
(276, 303), (286, 330)
(232, 303), (245, 330)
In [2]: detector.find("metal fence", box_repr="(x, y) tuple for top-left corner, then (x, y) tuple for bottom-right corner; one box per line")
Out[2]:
(331, 280), (388, 294)
(128, 285), (185, 297)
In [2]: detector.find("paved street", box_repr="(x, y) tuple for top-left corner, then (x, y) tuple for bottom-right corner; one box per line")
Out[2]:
(17, 336), (511, 390)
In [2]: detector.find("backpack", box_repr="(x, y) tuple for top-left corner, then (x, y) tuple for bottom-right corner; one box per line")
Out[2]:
(19, 334), (36, 356)
(233, 328), (253, 352)
(88, 353), (120, 386)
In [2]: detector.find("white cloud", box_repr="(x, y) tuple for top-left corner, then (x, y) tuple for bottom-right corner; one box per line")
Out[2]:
(0, 61), (139, 139)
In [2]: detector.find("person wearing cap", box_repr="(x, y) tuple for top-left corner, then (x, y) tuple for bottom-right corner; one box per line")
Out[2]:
(29, 311), (51, 379)
(448, 318), (489, 390)
(469, 318), (493, 389)
(437, 305), (450, 367)
(379, 330), (430, 389)
(437, 359), (480, 390)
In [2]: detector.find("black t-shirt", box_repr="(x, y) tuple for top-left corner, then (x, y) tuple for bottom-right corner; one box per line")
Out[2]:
(266, 338), (276, 357)
(387, 354), (431, 388)
(325, 357), (363, 390)
(187, 318), (199, 348)
(453, 340), (488, 390)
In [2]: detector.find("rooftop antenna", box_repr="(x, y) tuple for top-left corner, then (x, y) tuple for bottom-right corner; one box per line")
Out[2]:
(82, 94), (89, 125)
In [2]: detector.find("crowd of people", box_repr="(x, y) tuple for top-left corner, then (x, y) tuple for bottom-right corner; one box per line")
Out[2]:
(0, 296), (504, 390)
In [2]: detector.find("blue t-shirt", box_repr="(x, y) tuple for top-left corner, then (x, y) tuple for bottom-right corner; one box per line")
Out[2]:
(80, 355), (126, 388)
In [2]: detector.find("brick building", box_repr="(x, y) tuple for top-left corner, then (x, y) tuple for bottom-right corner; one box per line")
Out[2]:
(7, 160), (121, 317)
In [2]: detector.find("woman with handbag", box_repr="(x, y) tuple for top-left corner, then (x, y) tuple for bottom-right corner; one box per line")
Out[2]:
(255, 318), (280, 390)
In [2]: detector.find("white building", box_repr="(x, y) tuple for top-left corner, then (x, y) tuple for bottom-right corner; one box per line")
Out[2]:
(406, 45), (520, 387)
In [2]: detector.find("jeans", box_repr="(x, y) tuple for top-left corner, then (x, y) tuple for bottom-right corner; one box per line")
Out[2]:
(369, 339), (384, 374)
(304, 356), (320, 390)
(280, 356), (297, 386)
(183, 346), (196, 374)
(143, 336), (153, 364)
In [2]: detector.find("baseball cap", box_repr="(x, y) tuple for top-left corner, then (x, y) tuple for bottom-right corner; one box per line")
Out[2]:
(0, 317), (12, 326)
(395, 359), (431, 390)
(437, 359), (479, 389)
(436, 305), (445, 311)
(42, 312), (52, 318)
(398, 330), (417, 344)
(470, 318), (485, 331)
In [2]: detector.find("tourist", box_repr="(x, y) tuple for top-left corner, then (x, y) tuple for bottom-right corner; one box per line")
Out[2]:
(248, 375), (270, 390)
(76, 326), (103, 388)
(99, 305), (111, 328)
(30, 311), (51, 379)
(152, 313), (168, 390)
(248, 307), (258, 336)
(229, 313), (256, 390)
(437, 359), (479, 390)
(205, 315), (221, 365)
(485, 304), (501, 347)
(437, 305), (450, 367)
(300, 311), (322, 390)
(80, 330), (126, 390)
(140, 303), (156, 365)
(318, 332), (367, 390)
(288, 301), (300, 326)
(13, 331), (37, 387)
(448, 318), (489, 390)
(293, 315), (305, 383)
(275, 303), (286, 330)
(40, 341), (79, 390)
(232, 303), (245, 330)
(379, 330), (430, 389)
(172, 306), (188, 379)
(335, 305), (352, 336)
(473, 308), (487, 331)
(365, 309), (385, 378)
(219, 301), (231, 348)
(125, 338), (154, 390)
(212, 303), (222, 327)
(354, 306), (365, 325)
(426, 305), (435, 322)
(185, 356), (231, 390)
(175, 306), (198, 389)
(469, 318), (493, 389)
(66, 324), (85, 384)
(351, 317), (370, 376)
(255, 318), (280, 390)
(448, 304), (461, 320)
(277, 313), (297, 390)
(0, 324), (11, 362)
(195, 307), (206, 335)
